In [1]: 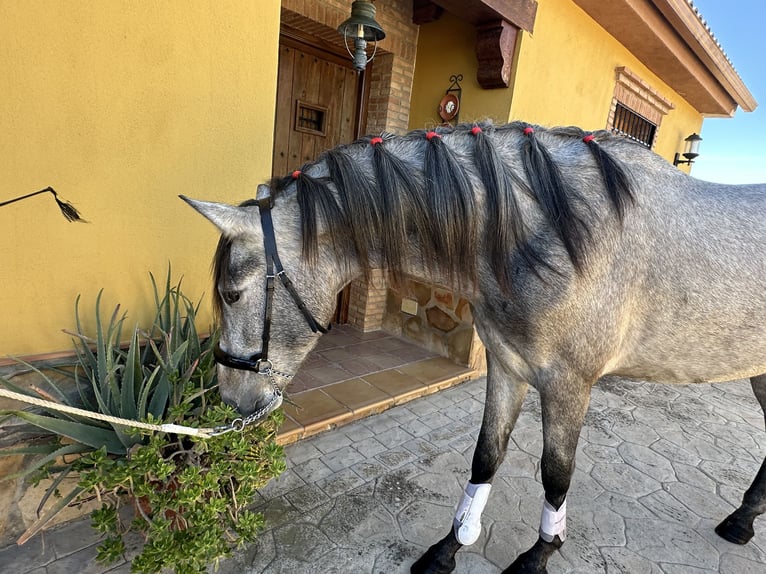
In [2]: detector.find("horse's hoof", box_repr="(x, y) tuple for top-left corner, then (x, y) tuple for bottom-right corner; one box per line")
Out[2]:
(410, 551), (456, 574)
(502, 538), (559, 574)
(715, 515), (754, 545)
(502, 556), (547, 574)
(410, 532), (460, 574)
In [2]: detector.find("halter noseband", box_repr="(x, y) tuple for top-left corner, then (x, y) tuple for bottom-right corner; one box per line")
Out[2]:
(214, 192), (329, 375)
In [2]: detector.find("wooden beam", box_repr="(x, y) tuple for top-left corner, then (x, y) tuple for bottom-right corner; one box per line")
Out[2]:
(475, 19), (519, 89)
(412, 0), (444, 25)
(429, 0), (537, 32)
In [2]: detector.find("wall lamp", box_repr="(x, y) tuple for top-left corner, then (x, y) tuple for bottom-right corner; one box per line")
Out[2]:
(673, 133), (702, 166)
(338, 0), (386, 72)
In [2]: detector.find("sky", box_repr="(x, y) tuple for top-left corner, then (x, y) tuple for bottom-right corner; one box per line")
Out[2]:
(685, 0), (766, 184)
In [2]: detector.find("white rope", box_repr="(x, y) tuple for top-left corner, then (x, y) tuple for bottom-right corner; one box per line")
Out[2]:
(0, 388), (220, 438)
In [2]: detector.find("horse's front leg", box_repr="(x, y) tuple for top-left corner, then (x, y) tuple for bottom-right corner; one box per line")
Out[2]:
(504, 375), (592, 574)
(411, 354), (528, 574)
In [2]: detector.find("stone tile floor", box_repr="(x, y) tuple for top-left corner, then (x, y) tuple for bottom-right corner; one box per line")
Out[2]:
(274, 325), (477, 444)
(3, 374), (765, 573)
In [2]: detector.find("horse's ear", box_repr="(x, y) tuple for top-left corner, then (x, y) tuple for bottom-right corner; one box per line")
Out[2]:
(179, 196), (256, 236)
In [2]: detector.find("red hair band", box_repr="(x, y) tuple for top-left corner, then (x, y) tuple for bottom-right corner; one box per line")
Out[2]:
(370, 136), (383, 146)
(583, 134), (595, 144)
(426, 131), (441, 141)
(523, 127), (534, 136)
(471, 126), (482, 135)
(291, 170), (301, 179)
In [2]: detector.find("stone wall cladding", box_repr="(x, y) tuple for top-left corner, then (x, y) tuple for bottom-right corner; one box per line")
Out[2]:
(383, 278), (481, 367)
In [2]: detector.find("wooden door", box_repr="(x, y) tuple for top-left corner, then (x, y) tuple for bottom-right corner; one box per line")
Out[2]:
(272, 35), (367, 323)
(272, 36), (366, 177)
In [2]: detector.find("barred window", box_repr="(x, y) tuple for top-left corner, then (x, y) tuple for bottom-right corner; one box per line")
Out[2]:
(611, 102), (657, 148)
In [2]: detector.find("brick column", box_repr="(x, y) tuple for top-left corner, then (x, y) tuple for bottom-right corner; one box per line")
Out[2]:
(347, 270), (388, 332)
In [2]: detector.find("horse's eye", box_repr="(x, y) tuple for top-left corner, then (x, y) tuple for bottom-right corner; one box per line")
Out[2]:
(222, 290), (240, 305)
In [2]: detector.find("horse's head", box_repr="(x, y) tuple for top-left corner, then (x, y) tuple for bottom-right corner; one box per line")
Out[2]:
(181, 190), (338, 421)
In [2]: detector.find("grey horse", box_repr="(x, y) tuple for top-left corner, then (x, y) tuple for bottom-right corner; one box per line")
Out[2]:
(182, 121), (766, 573)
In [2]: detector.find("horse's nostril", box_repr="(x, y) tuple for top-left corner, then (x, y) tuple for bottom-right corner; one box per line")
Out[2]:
(222, 290), (240, 305)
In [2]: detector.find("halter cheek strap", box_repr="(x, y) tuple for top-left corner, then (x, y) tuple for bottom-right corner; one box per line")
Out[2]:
(213, 194), (328, 374)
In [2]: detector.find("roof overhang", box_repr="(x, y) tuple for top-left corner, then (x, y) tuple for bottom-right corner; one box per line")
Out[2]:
(572, 0), (757, 117)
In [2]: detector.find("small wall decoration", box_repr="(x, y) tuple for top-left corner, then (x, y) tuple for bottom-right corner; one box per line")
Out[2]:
(438, 74), (463, 124)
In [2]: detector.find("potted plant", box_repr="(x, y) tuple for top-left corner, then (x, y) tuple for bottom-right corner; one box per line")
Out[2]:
(0, 270), (285, 574)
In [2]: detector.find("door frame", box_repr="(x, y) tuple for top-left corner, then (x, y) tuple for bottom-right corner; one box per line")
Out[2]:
(274, 27), (372, 324)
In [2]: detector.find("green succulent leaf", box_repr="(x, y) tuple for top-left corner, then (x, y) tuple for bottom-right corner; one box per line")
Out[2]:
(10, 411), (126, 455)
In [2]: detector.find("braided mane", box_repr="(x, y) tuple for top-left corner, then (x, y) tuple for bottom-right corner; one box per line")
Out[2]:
(213, 121), (635, 314)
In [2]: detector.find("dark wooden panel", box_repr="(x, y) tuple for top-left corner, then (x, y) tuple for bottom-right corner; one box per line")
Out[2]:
(272, 37), (363, 176)
(272, 44), (295, 176)
(420, 0), (537, 31)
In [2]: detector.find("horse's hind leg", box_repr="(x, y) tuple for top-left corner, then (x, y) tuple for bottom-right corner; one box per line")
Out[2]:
(716, 373), (766, 544)
(411, 353), (528, 574)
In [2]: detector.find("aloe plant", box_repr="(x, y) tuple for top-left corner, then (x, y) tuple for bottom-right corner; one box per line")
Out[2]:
(0, 269), (285, 572)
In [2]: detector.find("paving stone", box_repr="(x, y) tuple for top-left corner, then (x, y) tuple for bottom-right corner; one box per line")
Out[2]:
(341, 423), (376, 443)
(257, 468), (306, 498)
(46, 543), (119, 574)
(618, 442), (677, 483)
(286, 440), (324, 465)
(314, 545), (384, 574)
(454, 550), (500, 573)
(407, 398), (440, 417)
(285, 483), (331, 513)
(316, 468), (366, 498)
(397, 499), (454, 548)
(591, 461), (662, 498)
(272, 522), (334, 563)
(308, 430), (354, 454)
(651, 437), (702, 466)
(371, 539), (425, 574)
(484, 519), (538, 570)
(665, 481), (736, 521)
(375, 426), (415, 449)
(11, 375), (766, 574)
(640, 488), (703, 526)
(292, 457), (334, 483)
(353, 436), (388, 458)
(719, 553), (766, 574)
(255, 497), (306, 532)
(699, 459), (761, 491)
(361, 412), (401, 434)
(404, 437), (443, 458)
(625, 518), (720, 570)
(600, 545), (659, 574)
(672, 461), (718, 491)
(375, 446), (417, 469)
(0, 535), (56, 573)
(322, 445), (367, 473)
(582, 443), (623, 464)
(318, 494), (395, 546)
(351, 458), (390, 482)
(399, 417), (433, 437)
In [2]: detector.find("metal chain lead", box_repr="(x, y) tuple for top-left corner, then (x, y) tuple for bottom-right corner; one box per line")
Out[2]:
(209, 368), (289, 435)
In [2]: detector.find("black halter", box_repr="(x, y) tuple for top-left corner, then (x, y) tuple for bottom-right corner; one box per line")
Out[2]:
(213, 193), (329, 373)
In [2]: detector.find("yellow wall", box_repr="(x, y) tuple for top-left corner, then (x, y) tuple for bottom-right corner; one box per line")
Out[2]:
(0, 1), (281, 357)
(409, 12), (516, 128)
(409, 0), (702, 165)
(510, 0), (702, 162)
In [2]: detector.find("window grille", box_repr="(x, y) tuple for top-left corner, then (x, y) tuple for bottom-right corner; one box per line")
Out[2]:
(611, 102), (657, 148)
(295, 101), (327, 136)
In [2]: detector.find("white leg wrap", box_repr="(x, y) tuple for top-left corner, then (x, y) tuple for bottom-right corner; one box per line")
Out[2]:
(453, 482), (491, 545)
(539, 498), (567, 543)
